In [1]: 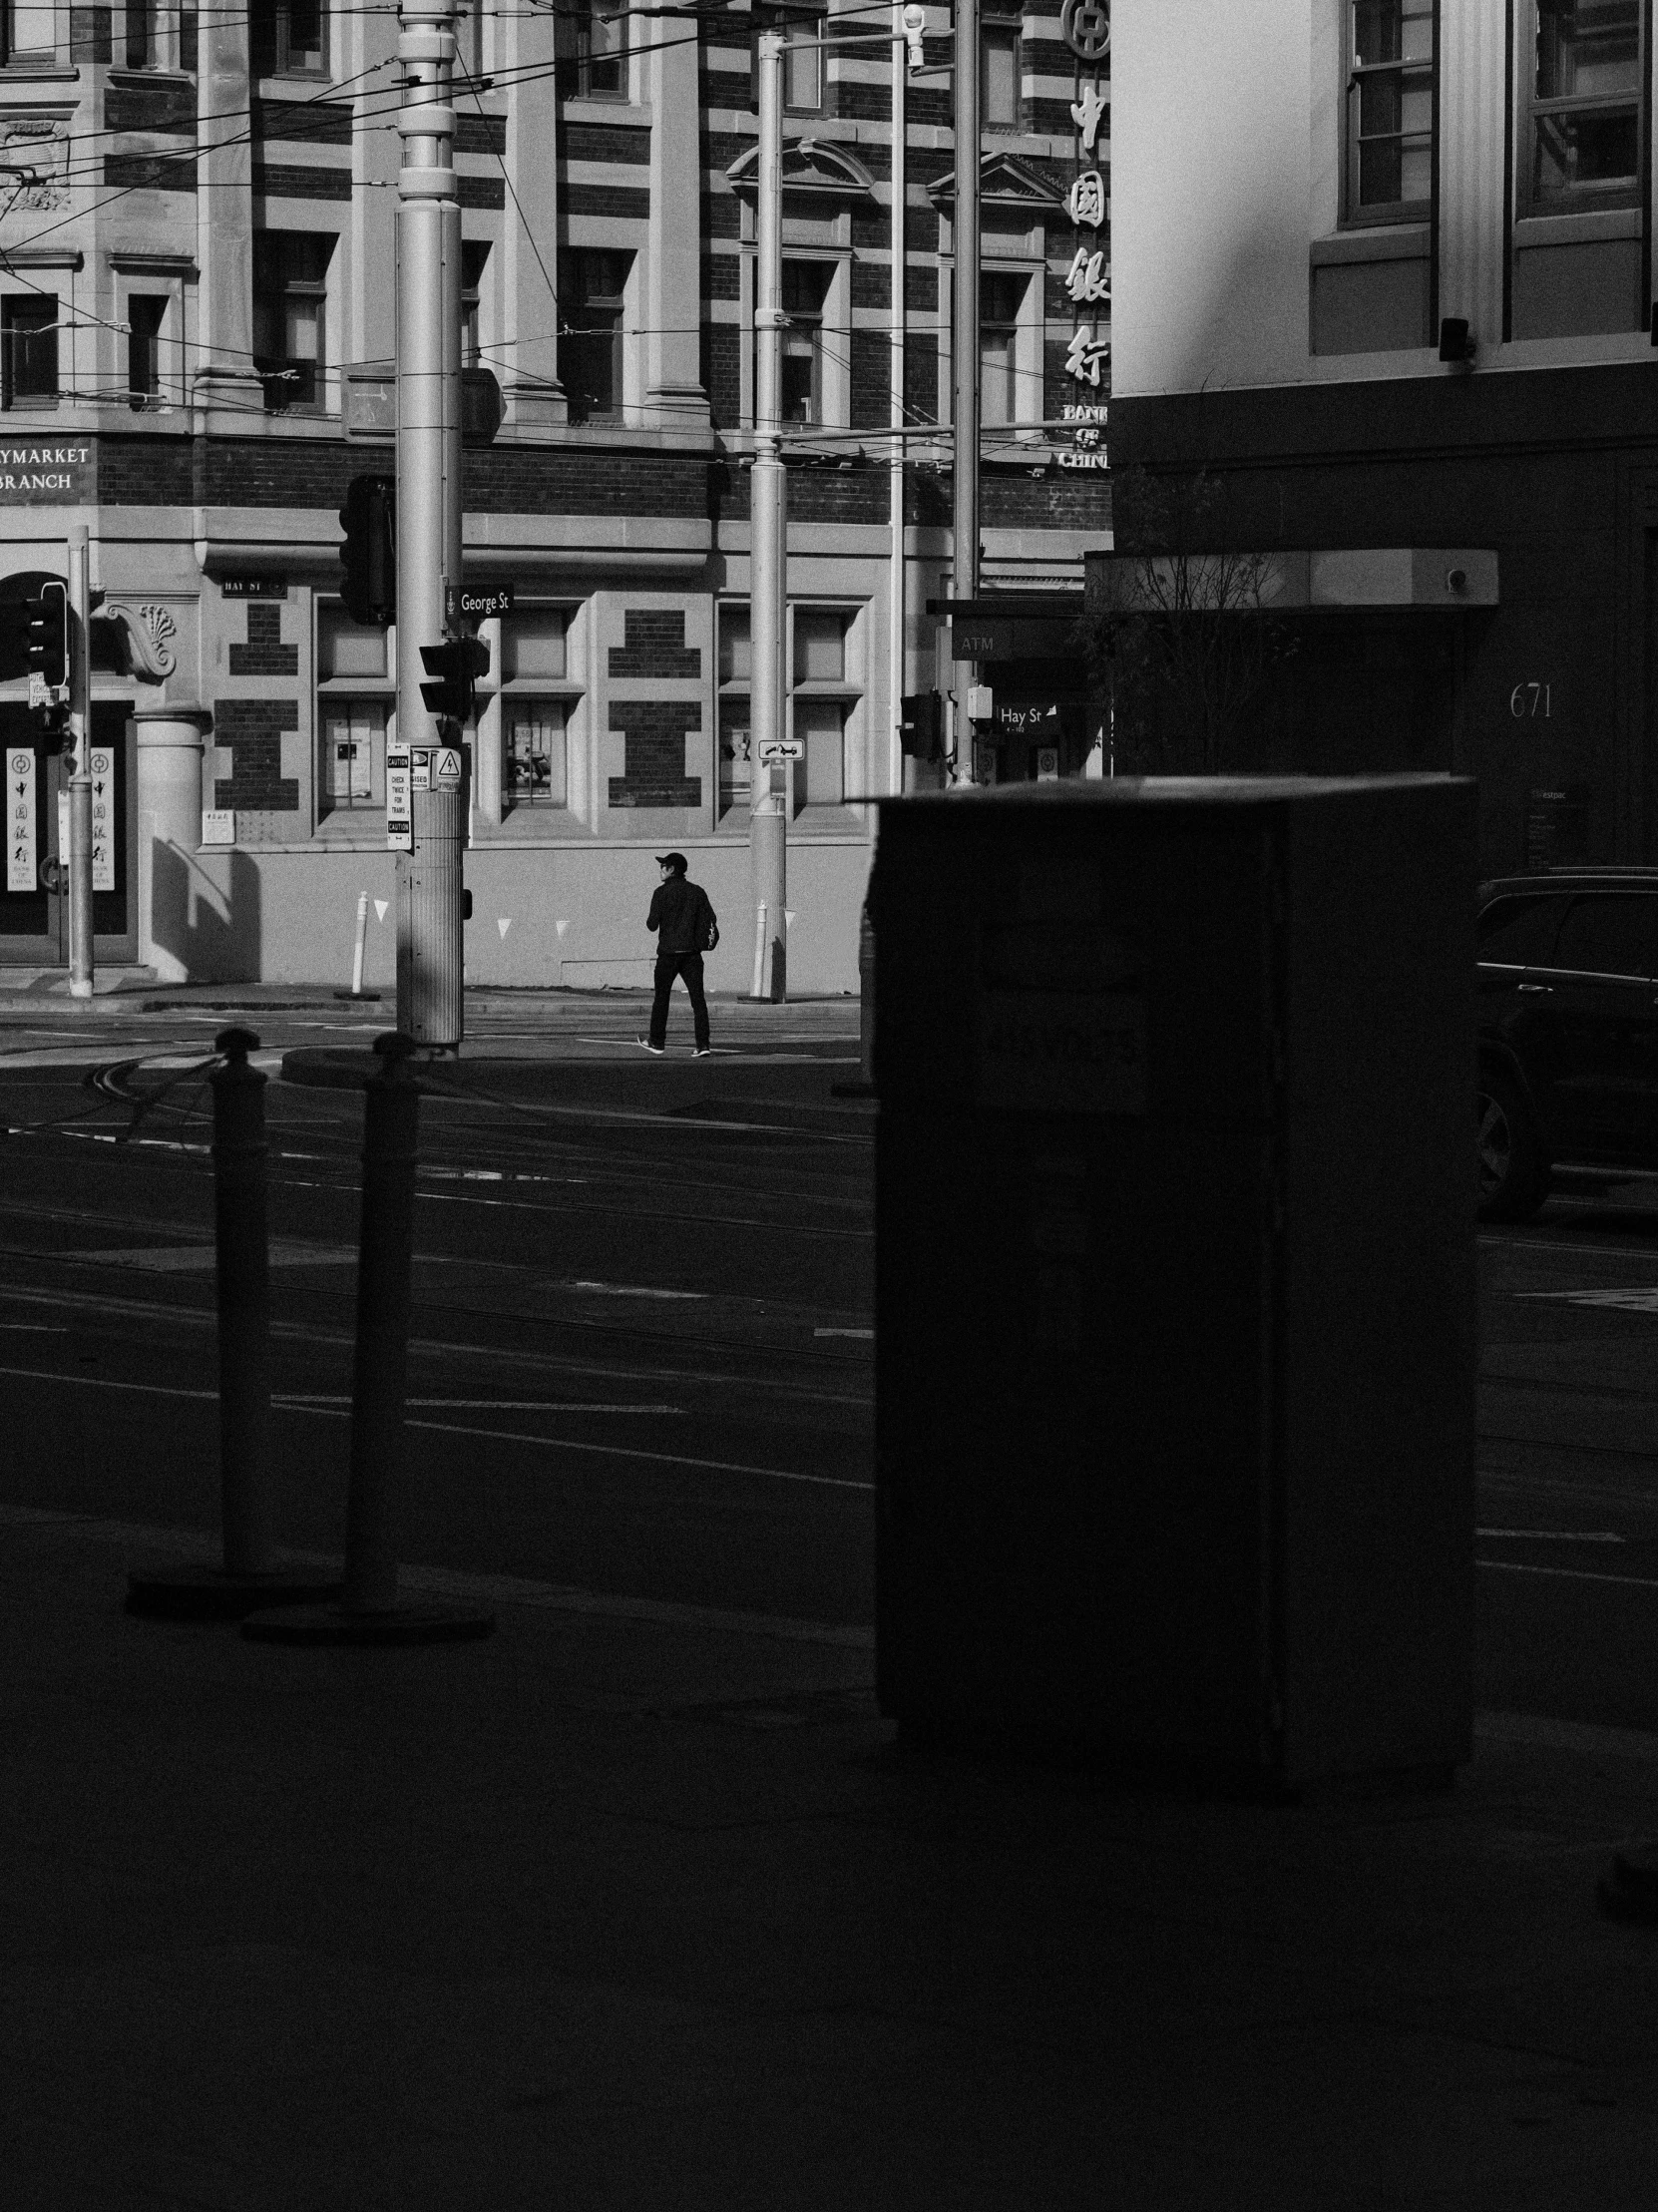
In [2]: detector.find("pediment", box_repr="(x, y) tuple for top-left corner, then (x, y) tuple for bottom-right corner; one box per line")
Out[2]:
(928, 152), (1067, 213)
(726, 138), (877, 200)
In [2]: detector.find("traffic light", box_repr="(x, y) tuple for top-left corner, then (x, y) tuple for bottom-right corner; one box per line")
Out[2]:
(339, 475), (395, 627)
(25, 580), (67, 687)
(419, 635), (490, 722)
(899, 690), (943, 759)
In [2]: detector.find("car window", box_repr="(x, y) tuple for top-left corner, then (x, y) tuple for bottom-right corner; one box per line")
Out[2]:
(1477, 894), (1569, 967)
(1546, 894), (1658, 980)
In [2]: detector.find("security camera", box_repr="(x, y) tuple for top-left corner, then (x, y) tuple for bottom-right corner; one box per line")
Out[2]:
(1445, 566), (1468, 596)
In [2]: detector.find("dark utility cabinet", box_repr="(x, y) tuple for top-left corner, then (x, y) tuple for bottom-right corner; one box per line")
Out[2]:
(873, 776), (1477, 1787)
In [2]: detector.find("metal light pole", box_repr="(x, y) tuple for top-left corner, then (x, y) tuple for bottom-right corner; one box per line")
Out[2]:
(889, 4), (908, 800)
(951, 0), (980, 784)
(66, 522), (93, 998)
(749, 25), (787, 1002)
(394, 0), (465, 1050)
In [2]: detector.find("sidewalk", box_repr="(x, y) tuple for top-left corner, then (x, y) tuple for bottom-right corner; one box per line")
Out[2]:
(6, 1503), (1658, 2210)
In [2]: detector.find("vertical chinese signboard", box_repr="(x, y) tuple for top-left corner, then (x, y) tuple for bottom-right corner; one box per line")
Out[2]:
(1059, 0), (1108, 471)
(7, 747), (34, 893)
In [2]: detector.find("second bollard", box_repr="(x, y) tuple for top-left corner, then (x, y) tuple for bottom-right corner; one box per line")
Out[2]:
(243, 1032), (493, 1645)
(127, 1028), (340, 1619)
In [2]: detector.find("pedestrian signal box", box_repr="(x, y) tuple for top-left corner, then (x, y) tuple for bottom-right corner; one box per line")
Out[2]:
(899, 690), (942, 759)
(419, 636), (489, 722)
(25, 580), (67, 688)
(338, 476), (396, 627)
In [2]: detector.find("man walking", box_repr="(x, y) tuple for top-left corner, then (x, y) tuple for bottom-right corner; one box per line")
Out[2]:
(638, 851), (716, 1057)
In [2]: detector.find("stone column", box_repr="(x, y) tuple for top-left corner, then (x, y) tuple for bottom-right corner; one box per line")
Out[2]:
(195, 11), (264, 411)
(135, 705), (210, 985)
(644, 22), (711, 430)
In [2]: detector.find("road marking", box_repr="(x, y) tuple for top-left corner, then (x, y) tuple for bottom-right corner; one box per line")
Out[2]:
(814, 1327), (873, 1339)
(566, 1280), (707, 1300)
(273, 1395), (685, 1415)
(1476, 1528), (1625, 1543)
(0, 1502), (873, 1650)
(64, 1242), (356, 1272)
(1480, 1558), (1658, 1591)
(0, 1366), (868, 1489)
(404, 1415), (872, 1491)
(1485, 1236), (1658, 1261)
(1513, 1289), (1658, 1312)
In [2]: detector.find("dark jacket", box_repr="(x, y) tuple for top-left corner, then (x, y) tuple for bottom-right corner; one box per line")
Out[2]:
(647, 875), (715, 956)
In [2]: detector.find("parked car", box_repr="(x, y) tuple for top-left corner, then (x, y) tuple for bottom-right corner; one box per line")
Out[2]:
(1478, 869), (1658, 1219)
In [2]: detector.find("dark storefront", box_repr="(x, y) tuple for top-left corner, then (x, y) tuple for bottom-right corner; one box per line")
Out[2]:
(1111, 360), (1658, 877)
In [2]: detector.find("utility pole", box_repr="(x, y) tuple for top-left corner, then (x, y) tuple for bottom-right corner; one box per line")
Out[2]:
(890, 5), (908, 800)
(749, 25), (787, 1002)
(66, 522), (93, 999)
(394, 0), (466, 1050)
(951, 0), (980, 785)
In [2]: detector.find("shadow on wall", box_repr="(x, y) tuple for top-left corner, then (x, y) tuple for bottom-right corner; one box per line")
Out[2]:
(150, 843), (262, 982)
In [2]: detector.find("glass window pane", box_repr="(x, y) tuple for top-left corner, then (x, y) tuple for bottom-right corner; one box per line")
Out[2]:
(980, 329), (1016, 426)
(322, 703), (382, 809)
(1358, 138), (1404, 205)
(1478, 894), (1568, 966)
(505, 704), (567, 808)
(1399, 139), (1433, 202)
(1535, 0), (1640, 99)
(795, 698), (845, 808)
(507, 609), (568, 680)
(785, 34), (821, 110)
(983, 35), (1018, 126)
(1354, 1), (1402, 66)
(1359, 71), (1404, 134)
(793, 610), (845, 684)
(318, 606), (386, 678)
(718, 696), (751, 817)
(719, 609), (750, 683)
(11, 0), (55, 53)
(287, 0), (324, 69)
(1549, 894), (1658, 977)
(1400, 4), (1434, 65)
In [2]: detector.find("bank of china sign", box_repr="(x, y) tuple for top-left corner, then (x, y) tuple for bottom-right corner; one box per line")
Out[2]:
(0, 441), (94, 501)
(1058, 0), (1108, 472)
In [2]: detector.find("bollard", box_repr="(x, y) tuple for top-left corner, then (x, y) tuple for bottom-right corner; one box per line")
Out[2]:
(750, 900), (768, 1000)
(333, 889), (382, 1002)
(126, 1029), (340, 1619)
(242, 1033), (493, 1645)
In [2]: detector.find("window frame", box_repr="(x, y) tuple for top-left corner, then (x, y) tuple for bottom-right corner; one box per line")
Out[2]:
(315, 597), (394, 825)
(1343, 0), (1437, 226)
(786, 603), (862, 819)
(1521, 0), (1647, 215)
(1, 0), (56, 65)
(558, 248), (630, 424)
(260, 0), (327, 78)
(126, 294), (167, 406)
(1, 293), (58, 410)
(577, 0), (627, 100)
(981, 24), (1022, 132)
(784, 25), (823, 115)
(498, 602), (583, 818)
(252, 230), (334, 414)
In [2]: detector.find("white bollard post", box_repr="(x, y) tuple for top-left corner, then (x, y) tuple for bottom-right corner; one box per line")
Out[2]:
(335, 887), (382, 1002)
(750, 899), (768, 1000)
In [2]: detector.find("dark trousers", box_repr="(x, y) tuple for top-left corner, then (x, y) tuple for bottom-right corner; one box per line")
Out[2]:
(649, 952), (709, 1049)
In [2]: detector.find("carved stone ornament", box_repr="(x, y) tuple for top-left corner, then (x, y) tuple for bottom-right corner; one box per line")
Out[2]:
(103, 601), (179, 681)
(1, 120), (69, 212)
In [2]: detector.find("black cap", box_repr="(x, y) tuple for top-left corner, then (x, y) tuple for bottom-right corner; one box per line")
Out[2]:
(655, 852), (688, 873)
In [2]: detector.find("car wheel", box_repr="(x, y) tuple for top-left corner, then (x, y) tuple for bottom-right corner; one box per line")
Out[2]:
(1477, 1069), (1547, 1222)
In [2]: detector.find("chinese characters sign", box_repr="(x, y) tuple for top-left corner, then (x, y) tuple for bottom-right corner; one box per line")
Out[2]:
(1059, 0), (1108, 465)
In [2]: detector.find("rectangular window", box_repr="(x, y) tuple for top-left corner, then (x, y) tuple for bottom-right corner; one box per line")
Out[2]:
(3, 1), (56, 62)
(717, 605), (751, 821)
(320, 700), (384, 812)
(559, 248), (628, 422)
(788, 605), (858, 817)
(505, 606), (568, 681)
(126, 0), (155, 68)
(1, 296), (57, 408)
(982, 27), (1021, 130)
(1346, 0), (1435, 220)
(578, 0), (626, 97)
(252, 231), (332, 410)
(317, 604), (387, 679)
(785, 28), (822, 114)
(780, 260), (831, 427)
(504, 702), (569, 809)
(795, 698), (847, 808)
(127, 295), (166, 405)
(461, 239), (490, 370)
(1527, 0), (1643, 208)
(979, 270), (1026, 429)
(252, 0), (326, 76)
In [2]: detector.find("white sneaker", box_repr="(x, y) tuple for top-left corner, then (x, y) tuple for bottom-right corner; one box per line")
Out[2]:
(636, 1037), (664, 1056)
(693, 1046), (713, 1058)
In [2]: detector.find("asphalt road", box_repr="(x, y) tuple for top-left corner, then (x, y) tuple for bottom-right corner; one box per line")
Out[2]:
(4, 987), (1658, 1733)
(0, 992), (876, 1626)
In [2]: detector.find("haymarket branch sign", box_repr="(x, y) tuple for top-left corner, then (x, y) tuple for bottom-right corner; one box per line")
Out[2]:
(0, 440), (94, 502)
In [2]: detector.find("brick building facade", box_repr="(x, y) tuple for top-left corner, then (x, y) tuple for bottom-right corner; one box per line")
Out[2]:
(0, 1), (1110, 988)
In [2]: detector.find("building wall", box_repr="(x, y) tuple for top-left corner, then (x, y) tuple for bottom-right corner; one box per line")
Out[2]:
(0, 3), (1110, 987)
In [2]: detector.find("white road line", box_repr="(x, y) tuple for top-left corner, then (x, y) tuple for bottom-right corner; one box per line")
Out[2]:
(1479, 1558), (1658, 1591)
(274, 1395), (684, 1414)
(0, 1365), (868, 1490)
(1476, 1528), (1625, 1543)
(403, 1415), (872, 1491)
(814, 1327), (873, 1339)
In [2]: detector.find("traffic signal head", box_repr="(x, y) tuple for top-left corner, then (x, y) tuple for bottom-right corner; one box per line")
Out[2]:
(25, 580), (66, 688)
(899, 689), (943, 759)
(419, 635), (490, 722)
(339, 475), (395, 627)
